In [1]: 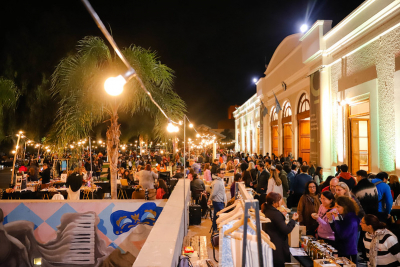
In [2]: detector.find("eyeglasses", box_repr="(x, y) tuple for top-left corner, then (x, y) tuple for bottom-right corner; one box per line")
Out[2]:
(308, 186), (316, 188)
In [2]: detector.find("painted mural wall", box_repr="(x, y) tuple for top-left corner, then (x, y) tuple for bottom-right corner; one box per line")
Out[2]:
(0, 200), (165, 267)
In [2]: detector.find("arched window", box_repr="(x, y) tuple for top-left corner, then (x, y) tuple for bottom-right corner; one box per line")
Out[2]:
(271, 108), (278, 123)
(282, 101), (292, 124)
(283, 102), (292, 118)
(298, 93), (310, 114)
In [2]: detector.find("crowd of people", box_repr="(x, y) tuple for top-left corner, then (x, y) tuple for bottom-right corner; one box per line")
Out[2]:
(180, 150), (400, 267)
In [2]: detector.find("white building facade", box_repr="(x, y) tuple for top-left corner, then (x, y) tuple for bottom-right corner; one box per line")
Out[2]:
(236, 0), (400, 175)
(233, 94), (262, 155)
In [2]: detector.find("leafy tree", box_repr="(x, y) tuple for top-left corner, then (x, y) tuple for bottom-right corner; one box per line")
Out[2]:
(0, 77), (19, 141)
(50, 36), (185, 198)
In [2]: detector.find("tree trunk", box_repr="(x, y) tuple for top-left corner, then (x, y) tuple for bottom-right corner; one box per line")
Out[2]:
(106, 107), (120, 199)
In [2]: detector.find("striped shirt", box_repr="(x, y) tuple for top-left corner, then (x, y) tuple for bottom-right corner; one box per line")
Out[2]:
(364, 231), (400, 267)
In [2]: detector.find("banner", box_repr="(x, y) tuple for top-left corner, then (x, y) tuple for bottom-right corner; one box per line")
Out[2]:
(310, 71), (320, 166)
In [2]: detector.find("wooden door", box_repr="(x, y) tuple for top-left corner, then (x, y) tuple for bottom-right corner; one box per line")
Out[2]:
(272, 126), (278, 156)
(283, 124), (292, 157)
(299, 120), (310, 163)
(351, 119), (370, 174)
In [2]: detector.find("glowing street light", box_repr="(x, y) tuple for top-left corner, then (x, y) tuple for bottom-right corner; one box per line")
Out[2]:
(300, 24), (308, 33)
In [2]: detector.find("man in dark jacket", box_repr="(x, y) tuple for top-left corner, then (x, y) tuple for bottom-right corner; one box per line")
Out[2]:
(210, 159), (219, 175)
(337, 164), (357, 190)
(290, 165), (312, 206)
(256, 162), (270, 193)
(276, 164), (289, 198)
(352, 170), (379, 216)
(40, 163), (51, 184)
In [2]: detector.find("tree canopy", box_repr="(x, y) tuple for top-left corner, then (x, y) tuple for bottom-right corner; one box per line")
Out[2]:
(49, 36), (186, 148)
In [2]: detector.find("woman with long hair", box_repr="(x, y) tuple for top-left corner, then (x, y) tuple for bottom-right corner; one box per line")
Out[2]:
(156, 178), (169, 199)
(266, 166), (283, 197)
(327, 196), (360, 264)
(335, 182), (365, 218)
(226, 161), (234, 172)
(311, 191), (336, 246)
(361, 214), (400, 266)
(297, 180), (320, 235)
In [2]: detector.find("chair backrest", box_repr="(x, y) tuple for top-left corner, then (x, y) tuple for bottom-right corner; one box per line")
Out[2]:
(52, 193), (65, 200)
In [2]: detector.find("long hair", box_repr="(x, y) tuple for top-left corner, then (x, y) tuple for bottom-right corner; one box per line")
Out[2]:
(321, 191), (335, 208)
(270, 168), (282, 186)
(336, 196), (359, 215)
(247, 162), (255, 171)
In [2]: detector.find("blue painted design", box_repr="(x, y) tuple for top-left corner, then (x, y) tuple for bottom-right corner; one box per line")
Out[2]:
(98, 203), (117, 241)
(3, 203), (44, 230)
(110, 202), (163, 235)
(45, 203), (76, 231)
(108, 242), (118, 249)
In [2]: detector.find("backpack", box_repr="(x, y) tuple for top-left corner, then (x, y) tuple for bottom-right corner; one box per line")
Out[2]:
(374, 180), (386, 210)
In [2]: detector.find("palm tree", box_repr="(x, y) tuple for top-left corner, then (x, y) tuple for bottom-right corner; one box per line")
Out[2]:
(0, 77), (19, 141)
(50, 36), (186, 199)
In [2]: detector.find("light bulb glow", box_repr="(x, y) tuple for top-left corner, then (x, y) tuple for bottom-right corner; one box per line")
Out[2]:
(104, 75), (126, 96)
(300, 24), (308, 33)
(189, 123), (193, 128)
(252, 78), (258, 84)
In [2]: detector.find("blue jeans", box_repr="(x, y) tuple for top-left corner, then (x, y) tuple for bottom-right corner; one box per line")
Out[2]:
(212, 201), (225, 231)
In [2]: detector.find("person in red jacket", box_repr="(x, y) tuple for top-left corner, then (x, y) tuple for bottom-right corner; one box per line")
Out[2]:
(336, 164), (357, 190)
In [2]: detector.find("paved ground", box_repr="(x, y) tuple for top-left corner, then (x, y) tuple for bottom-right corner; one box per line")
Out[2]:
(186, 217), (218, 266)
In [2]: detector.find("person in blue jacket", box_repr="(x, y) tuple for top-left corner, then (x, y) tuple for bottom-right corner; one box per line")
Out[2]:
(372, 172), (393, 223)
(289, 165), (312, 207)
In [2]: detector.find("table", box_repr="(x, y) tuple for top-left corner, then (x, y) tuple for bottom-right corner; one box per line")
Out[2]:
(2, 190), (37, 199)
(40, 188), (68, 199)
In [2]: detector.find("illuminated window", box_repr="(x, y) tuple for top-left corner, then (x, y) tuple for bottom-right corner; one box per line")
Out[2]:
(298, 93), (310, 114)
(283, 101), (292, 118)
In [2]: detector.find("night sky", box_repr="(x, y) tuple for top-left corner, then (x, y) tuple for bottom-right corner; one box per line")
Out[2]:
(1, 0), (363, 129)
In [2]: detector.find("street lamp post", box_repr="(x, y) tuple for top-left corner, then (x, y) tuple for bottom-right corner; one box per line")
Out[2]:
(11, 131), (23, 185)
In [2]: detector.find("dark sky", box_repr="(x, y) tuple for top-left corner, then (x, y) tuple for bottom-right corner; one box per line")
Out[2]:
(1, 0), (363, 128)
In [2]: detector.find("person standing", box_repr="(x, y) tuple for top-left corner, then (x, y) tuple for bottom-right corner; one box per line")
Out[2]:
(297, 181), (320, 235)
(276, 164), (289, 199)
(336, 164), (357, 190)
(262, 192), (299, 267)
(372, 172), (393, 222)
(209, 168), (227, 232)
(211, 159), (219, 175)
(266, 166), (283, 197)
(40, 163), (51, 185)
(256, 162), (270, 194)
(327, 196), (360, 264)
(352, 170), (379, 216)
(311, 191), (336, 246)
(361, 214), (400, 266)
(290, 165), (312, 207)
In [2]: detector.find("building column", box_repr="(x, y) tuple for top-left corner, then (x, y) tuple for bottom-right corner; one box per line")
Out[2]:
(320, 68), (332, 174)
(376, 34), (396, 172)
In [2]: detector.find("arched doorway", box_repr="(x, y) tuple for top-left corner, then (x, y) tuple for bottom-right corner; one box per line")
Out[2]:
(271, 108), (278, 157)
(297, 93), (310, 164)
(282, 101), (293, 157)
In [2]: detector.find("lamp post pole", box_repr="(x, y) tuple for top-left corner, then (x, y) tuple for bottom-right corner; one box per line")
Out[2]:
(11, 132), (22, 185)
(183, 116), (187, 235)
